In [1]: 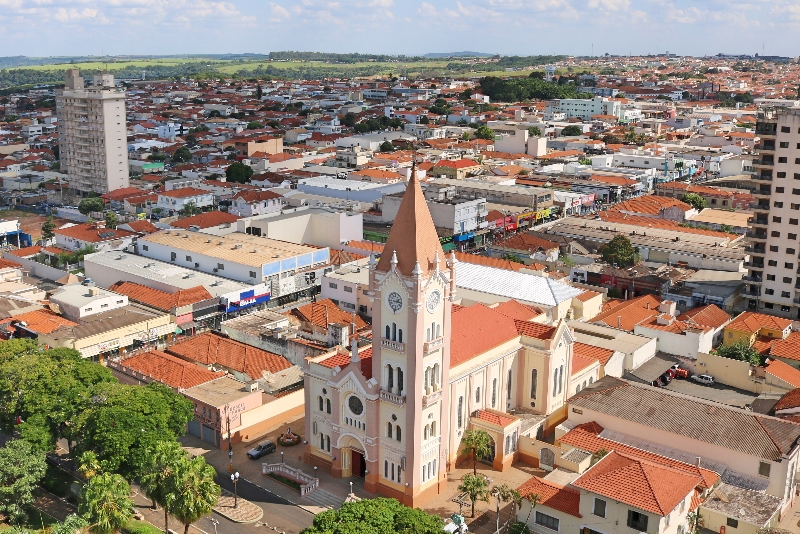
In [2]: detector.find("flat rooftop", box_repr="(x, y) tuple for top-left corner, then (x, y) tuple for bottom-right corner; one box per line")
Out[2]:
(687, 208), (752, 227)
(182, 376), (261, 408)
(84, 251), (247, 297)
(221, 308), (291, 337)
(701, 483), (781, 526)
(140, 230), (325, 268)
(48, 303), (167, 341)
(568, 320), (655, 355)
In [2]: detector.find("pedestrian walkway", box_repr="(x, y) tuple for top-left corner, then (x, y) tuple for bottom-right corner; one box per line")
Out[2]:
(33, 488), (76, 522)
(213, 489), (263, 523)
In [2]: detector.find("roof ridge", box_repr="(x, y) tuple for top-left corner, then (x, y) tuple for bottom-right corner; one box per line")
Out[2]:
(754, 414), (786, 454)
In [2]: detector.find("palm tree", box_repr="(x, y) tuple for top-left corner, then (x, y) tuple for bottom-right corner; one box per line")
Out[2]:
(166, 455), (221, 534)
(524, 493), (541, 525)
(78, 451), (103, 481)
(459, 474), (490, 518)
(140, 441), (186, 533)
(491, 483), (515, 533)
(459, 429), (493, 475)
(78, 473), (133, 534)
(51, 514), (89, 534)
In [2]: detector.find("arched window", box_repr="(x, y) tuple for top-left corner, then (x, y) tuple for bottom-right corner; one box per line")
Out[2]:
(423, 425), (428, 440)
(392, 323), (397, 341)
(492, 378), (497, 407)
(398, 329), (403, 343)
(313, 421), (317, 435)
(434, 363), (440, 390)
(507, 369), (513, 400)
(391, 463), (395, 481)
(318, 396), (323, 411)
(475, 387), (481, 404)
(431, 421), (437, 437)
(431, 321), (436, 339)
(397, 368), (404, 394)
(385, 325), (390, 339)
(436, 324), (441, 338)
(320, 434), (324, 449)
(426, 327), (431, 341)
(387, 422), (393, 438)
(531, 369), (538, 398)
(553, 368), (558, 397)
(326, 435), (330, 452)
(385, 460), (389, 478)
(457, 396), (464, 428)
(582, 380), (587, 390)
(589, 376), (594, 384)
(326, 399), (331, 414)
(387, 364), (394, 390)
(432, 459), (437, 477)
(396, 426), (401, 442)
(559, 365), (564, 394)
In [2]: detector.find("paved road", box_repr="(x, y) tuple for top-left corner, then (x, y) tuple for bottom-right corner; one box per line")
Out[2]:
(664, 378), (758, 408)
(136, 472), (314, 534)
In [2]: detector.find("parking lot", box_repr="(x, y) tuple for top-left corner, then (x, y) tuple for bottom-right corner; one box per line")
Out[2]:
(664, 377), (759, 408)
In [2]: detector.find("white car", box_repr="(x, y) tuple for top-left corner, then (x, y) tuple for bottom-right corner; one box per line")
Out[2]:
(691, 374), (714, 386)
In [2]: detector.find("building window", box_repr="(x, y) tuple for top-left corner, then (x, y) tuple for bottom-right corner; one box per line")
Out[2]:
(475, 387), (481, 404)
(458, 396), (464, 428)
(775, 202), (784, 208)
(387, 422), (393, 438)
(326, 399), (331, 414)
(784, 277), (792, 283)
(787, 263), (795, 269)
(771, 246), (779, 252)
(530, 369), (538, 398)
(344, 286), (353, 293)
(779, 157), (788, 163)
(773, 217), (782, 223)
(627, 510), (648, 531)
(507, 369), (513, 401)
(217, 263), (224, 270)
(186, 255), (192, 261)
(759, 461), (771, 477)
(727, 518), (739, 529)
(329, 282), (337, 289)
(171, 252), (177, 261)
(778, 173), (788, 179)
(142, 245), (148, 251)
(789, 249), (796, 255)
(396, 426), (401, 442)
(491, 378), (497, 407)
(318, 396), (323, 411)
(249, 271), (256, 278)
(559, 365), (564, 394)
(535, 512), (560, 531)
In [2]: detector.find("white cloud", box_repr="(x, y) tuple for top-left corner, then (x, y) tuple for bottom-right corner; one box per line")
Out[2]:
(587, 0), (630, 11)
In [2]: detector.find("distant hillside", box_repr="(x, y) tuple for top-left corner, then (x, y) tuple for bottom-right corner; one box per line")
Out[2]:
(424, 52), (496, 58)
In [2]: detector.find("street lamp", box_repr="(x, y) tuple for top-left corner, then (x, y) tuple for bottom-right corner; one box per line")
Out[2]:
(209, 517), (219, 534)
(281, 451), (284, 464)
(230, 471), (240, 509)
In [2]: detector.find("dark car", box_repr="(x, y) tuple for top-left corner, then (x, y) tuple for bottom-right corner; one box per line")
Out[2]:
(246, 440), (276, 460)
(660, 372), (673, 384)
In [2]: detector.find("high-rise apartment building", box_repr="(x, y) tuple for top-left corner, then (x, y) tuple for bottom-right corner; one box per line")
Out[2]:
(747, 107), (800, 318)
(56, 69), (129, 194)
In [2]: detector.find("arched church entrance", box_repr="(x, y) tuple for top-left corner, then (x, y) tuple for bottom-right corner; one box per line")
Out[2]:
(338, 435), (368, 478)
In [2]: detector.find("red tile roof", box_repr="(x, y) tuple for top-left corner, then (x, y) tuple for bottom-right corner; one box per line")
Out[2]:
(677, 304), (731, 330)
(517, 477), (582, 518)
(728, 311), (792, 335)
(492, 300), (545, 321)
(159, 187), (211, 199)
(170, 211), (240, 229)
(55, 224), (135, 243)
(765, 359), (800, 389)
(232, 190), (283, 203)
(10, 309), (78, 334)
(455, 252), (524, 272)
(123, 220), (159, 234)
(574, 342), (615, 366)
(575, 290), (601, 303)
(109, 281), (213, 311)
(514, 320), (557, 340)
(121, 350), (223, 389)
(559, 427), (719, 489)
(433, 159), (481, 169)
(774, 388), (800, 412)
(474, 409), (516, 427)
(318, 346), (373, 379)
(769, 331), (800, 362)
(167, 332), (291, 379)
(591, 294), (663, 331)
(0, 258), (22, 269)
(572, 353), (597, 374)
(290, 298), (368, 331)
(572, 450), (706, 516)
(450, 304), (521, 367)
(494, 233), (559, 253)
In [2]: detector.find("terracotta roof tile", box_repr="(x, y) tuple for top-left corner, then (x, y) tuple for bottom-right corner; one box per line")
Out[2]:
(517, 477), (582, 518)
(677, 304), (731, 330)
(575, 290), (601, 303)
(159, 187), (211, 199)
(121, 350), (223, 389)
(291, 298), (368, 331)
(514, 319), (557, 340)
(494, 233), (559, 253)
(765, 359), (800, 389)
(728, 311), (792, 335)
(170, 211), (240, 229)
(770, 332), (800, 361)
(109, 281), (213, 311)
(574, 342), (615, 366)
(573, 450), (705, 516)
(55, 224), (135, 243)
(167, 332), (291, 379)
(591, 294), (663, 331)
(492, 300), (545, 321)
(474, 409), (516, 427)
(318, 346), (373, 379)
(123, 220), (159, 234)
(10, 309), (78, 334)
(451, 304), (521, 367)
(455, 252), (524, 272)
(774, 388), (800, 412)
(572, 353), (598, 374)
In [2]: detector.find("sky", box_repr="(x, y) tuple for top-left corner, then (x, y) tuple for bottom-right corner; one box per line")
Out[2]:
(2, 0), (800, 58)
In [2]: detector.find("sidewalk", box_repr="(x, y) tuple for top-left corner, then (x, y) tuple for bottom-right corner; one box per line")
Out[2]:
(213, 489), (263, 523)
(33, 487), (77, 522)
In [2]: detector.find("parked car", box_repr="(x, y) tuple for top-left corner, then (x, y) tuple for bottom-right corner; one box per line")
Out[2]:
(691, 374), (715, 386)
(660, 372), (673, 384)
(246, 440), (276, 460)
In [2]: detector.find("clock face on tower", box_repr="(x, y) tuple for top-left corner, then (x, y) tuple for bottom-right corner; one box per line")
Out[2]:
(426, 290), (441, 313)
(387, 291), (403, 313)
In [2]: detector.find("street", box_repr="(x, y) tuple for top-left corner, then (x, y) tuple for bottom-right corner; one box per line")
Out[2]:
(134, 472), (314, 534)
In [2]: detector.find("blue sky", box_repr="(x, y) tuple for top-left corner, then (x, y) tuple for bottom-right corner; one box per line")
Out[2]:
(2, 0), (798, 57)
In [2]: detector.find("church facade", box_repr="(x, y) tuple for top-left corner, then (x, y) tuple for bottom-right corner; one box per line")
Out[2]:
(302, 172), (587, 506)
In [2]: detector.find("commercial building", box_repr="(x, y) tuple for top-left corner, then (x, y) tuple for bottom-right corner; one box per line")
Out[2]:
(237, 207), (363, 250)
(137, 230), (330, 299)
(746, 108), (800, 318)
(382, 185), (488, 236)
(56, 70), (129, 194)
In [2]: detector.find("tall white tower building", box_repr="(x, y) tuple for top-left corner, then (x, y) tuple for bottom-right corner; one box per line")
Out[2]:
(56, 69), (129, 194)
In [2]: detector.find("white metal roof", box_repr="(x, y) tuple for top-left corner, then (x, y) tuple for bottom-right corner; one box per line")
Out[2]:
(454, 261), (582, 307)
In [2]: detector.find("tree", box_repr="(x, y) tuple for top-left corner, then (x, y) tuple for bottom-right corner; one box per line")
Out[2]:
(459, 474), (490, 518)
(561, 125), (583, 136)
(105, 211), (118, 230)
(510, 523), (531, 534)
(524, 493), (541, 524)
(0, 439), (47, 524)
(78, 197), (105, 215)
(246, 121), (263, 130)
(41, 216), (56, 244)
(600, 235), (639, 267)
(681, 193), (707, 211)
(171, 146), (192, 163)
(255, 85), (263, 100)
(527, 126), (541, 137)
(79, 451), (103, 480)
(459, 429), (493, 475)
(419, 114), (430, 124)
(716, 341), (761, 365)
(602, 134), (622, 145)
(379, 140), (394, 152)
(225, 162), (254, 184)
(686, 511), (704, 534)
(51, 514), (89, 534)
(301, 497), (443, 534)
(140, 441), (186, 533)
(590, 448), (609, 465)
(491, 484), (522, 533)
(178, 201), (202, 217)
(340, 112), (357, 128)
(474, 125), (495, 140)
(79, 473), (133, 534)
(166, 455), (220, 534)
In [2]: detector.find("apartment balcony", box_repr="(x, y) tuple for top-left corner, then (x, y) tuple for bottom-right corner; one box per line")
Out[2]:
(753, 190), (772, 199)
(753, 158), (775, 167)
(745, 260), (765, 269)
(751, 218), (769, 228)
(423, 337), (445, 355)
(379, 389), (406, 406)
(745, 246), (766, 255)
(743, 275), (763, 282)
(744, 288), (761, 296)
(380, 338), (405, 353)
(752, 174), (772, 183)
(422, 389), (443, 408)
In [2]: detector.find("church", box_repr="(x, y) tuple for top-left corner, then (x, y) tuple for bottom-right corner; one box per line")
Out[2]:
(302, 172), (598, 507)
